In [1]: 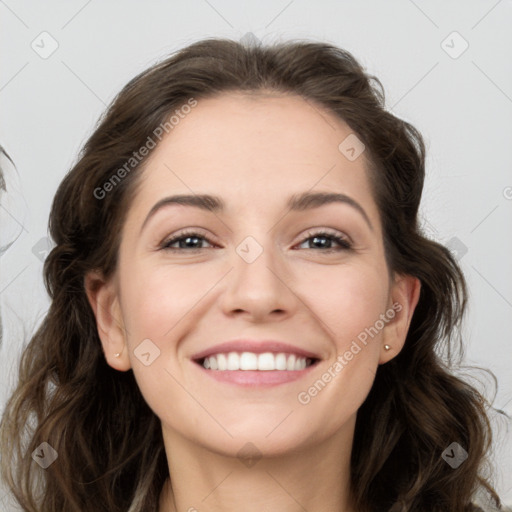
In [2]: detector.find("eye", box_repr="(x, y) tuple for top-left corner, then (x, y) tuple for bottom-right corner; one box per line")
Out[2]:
(160, 229), (352, 252)
(296, 230), (352, 252)
(161, 230), (215, 251)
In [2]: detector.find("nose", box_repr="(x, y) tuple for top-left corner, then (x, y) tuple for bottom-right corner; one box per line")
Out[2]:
(218, 234), (299, 323)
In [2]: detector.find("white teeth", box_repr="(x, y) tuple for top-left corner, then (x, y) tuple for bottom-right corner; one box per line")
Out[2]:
(258, 352), (275, 370)
(209, 356), (218, 370)
(240, 352), (258, 370)
(201, 351), (311, 371)
(217, 353), (227, 371)
(275, 353), (287, 370)
(227, 352), (239, 370)
(295, 357), (306, 370)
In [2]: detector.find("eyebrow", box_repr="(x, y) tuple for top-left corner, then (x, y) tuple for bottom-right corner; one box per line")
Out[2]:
(140, 191), (374, 233)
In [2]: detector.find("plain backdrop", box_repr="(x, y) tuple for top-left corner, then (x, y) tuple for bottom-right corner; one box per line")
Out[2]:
(1, 0), (511, 508)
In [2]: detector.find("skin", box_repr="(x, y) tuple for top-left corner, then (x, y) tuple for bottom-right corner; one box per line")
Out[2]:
(85, 92), (420, 512)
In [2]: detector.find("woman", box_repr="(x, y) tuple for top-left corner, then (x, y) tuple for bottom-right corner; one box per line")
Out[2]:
(0, 37), (505, 511)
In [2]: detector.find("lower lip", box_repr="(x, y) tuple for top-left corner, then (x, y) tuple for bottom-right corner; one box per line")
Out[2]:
(193, 361), (318, 386)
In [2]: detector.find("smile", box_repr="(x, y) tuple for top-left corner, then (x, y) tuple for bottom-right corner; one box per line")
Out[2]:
(200, 351), (316, 371)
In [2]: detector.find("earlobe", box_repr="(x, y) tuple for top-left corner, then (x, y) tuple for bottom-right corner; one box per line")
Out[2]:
(380, 273), (421, 364)
(84, 270), (131, 371)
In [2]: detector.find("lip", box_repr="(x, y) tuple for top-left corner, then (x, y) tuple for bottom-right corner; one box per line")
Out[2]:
(194, 364), (319, 386)
(190, 339), (321, 361)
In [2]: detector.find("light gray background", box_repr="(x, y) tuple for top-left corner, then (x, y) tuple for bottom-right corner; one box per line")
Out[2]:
(1, 0), (511, 508)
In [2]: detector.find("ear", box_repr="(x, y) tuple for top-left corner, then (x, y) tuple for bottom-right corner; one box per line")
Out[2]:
(84, 270), (131, 371)
(380, 273), (421, 364)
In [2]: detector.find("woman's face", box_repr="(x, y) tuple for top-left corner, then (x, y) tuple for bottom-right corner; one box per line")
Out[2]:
(90, 92), (418, 458)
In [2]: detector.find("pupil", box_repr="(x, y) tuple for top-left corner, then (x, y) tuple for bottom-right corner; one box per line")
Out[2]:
(312, 236), (329, 248)
(184, 236), (200, 248)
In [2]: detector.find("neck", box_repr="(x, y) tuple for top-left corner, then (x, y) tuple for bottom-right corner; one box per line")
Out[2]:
(158, 422), (357, 512)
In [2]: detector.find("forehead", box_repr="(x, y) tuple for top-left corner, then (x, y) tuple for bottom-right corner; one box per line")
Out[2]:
(127, 92), (378, 223)
(152, 92), (358, 168)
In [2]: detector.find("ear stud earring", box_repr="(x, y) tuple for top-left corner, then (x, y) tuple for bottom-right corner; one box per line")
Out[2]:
(114, 352), (121, 358)
(384, 344), (391, 351)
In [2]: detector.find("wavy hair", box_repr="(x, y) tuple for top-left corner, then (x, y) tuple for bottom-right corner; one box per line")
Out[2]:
(0, 37), (503, 511)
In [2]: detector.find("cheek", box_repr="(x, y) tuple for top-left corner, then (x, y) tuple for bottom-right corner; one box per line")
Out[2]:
(290, 268), (388, 442)
(118, 263), (204, 420)
(119, 261), (205, 342)
(118, 262), (218, 406)
(302, 262), (389, 350)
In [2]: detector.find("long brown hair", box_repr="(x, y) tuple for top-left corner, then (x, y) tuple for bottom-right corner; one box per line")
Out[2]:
(0, 37), (503, 511)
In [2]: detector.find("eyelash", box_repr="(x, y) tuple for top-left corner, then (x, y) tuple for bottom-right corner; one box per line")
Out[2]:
(160, 229), (353, 253)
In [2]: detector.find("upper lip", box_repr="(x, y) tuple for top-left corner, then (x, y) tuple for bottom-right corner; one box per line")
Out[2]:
(191, 340), (321, 361)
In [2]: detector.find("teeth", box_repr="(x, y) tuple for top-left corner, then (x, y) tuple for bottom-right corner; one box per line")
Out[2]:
(240, 352), (258, 370)
(217, 353), (227, 371)
(227, 352), (239, 370)
(258, 353), (275, 370)
(275, 353), (287, 370)
(202, 352), (310, 371)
